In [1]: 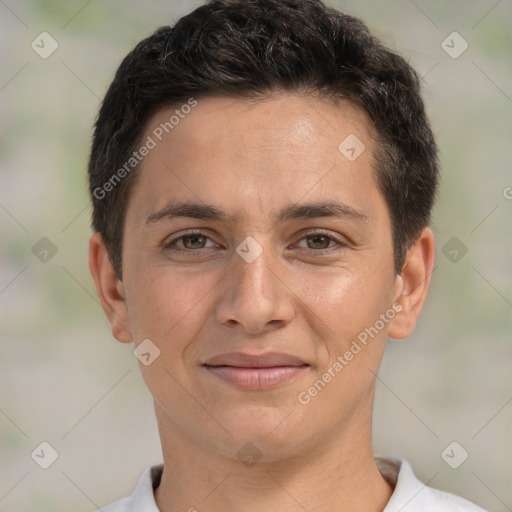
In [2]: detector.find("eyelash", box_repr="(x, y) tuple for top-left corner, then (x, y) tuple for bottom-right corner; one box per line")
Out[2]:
(163, 229), (348, 256)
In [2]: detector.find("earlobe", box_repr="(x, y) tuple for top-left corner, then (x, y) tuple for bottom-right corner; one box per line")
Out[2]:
(88, 232), (133, 343)
(388, 227), (436, 340)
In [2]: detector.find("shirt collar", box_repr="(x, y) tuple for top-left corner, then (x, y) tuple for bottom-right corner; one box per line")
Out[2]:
(124, 456), (481, 512)
(125, 465), (162, 512)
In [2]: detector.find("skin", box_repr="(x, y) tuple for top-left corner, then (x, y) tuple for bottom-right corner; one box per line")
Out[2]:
(89, 93), (435, 512)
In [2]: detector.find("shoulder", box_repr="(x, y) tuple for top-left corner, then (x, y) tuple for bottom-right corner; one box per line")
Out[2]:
(419, 486), (488, 511)
(377, 456), (488, 512)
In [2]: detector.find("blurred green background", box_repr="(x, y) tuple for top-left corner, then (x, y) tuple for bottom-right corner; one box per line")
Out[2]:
(0, 1), (510, 510)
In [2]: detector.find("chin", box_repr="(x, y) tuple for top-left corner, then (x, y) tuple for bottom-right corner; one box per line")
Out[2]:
(214, 404), (304, 453)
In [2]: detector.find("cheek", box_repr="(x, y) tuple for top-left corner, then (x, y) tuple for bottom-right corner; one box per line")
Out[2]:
(295, 266), (393, 341)
(125, 265), (219, 343)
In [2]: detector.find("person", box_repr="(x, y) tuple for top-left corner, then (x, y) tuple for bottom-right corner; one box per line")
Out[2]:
(87, 0), (487, 510)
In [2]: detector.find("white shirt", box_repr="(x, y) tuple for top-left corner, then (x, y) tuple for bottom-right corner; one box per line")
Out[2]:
(96, 456), (487, 512)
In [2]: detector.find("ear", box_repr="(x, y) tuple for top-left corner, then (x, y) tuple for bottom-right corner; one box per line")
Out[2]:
(387, 227), (435, 340)
(88, 232), (132, 343)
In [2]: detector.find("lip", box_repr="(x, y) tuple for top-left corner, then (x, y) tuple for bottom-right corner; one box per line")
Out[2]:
(204, 351), (307, 368)
(203, 352), (309, 390)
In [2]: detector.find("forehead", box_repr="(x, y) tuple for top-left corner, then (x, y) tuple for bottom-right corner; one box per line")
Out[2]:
(126, 93), (384, 226)
(147, 94), (373, 160)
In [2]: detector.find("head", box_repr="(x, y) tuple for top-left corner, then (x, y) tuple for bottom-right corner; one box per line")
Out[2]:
(89, 0), (437, 462)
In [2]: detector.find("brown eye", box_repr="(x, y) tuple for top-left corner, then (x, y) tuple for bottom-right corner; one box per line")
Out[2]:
(181, 234), (208, 249)
(305, 234), (333, 250)
(163, 231), (220, 255)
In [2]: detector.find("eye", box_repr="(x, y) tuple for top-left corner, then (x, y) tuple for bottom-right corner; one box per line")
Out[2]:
(300, 234), (335, 250)
(164, 231), (219, 252)
(179, 234), (209, 250)
(294, 231), (348, 253)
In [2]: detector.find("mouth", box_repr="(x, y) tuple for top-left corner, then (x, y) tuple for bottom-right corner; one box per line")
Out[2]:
(203, 352), (309, 390)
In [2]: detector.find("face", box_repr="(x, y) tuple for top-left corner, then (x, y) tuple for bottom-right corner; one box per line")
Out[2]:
(103, 94), (408, 460)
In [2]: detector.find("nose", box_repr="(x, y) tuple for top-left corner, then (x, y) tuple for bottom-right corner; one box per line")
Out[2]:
(214, 241), (295, 334)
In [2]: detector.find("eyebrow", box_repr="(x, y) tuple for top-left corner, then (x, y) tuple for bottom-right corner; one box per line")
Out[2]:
(144, 200), (369, 227)
(145, 201), (231, 226)
(277, 202), (368, 223)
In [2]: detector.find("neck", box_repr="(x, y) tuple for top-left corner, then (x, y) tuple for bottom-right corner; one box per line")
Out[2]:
(153, 404), (393, 512)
